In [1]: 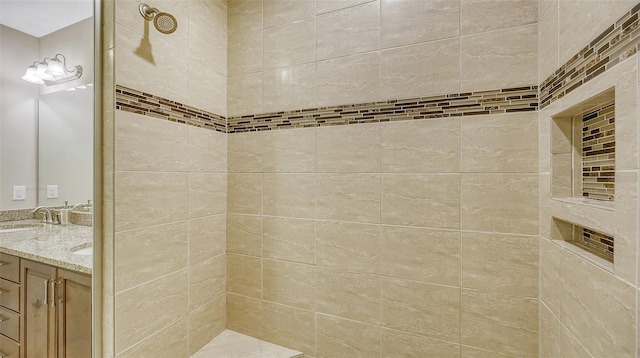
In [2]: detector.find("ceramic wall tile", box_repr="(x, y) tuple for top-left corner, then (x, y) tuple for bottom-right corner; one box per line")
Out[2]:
(316, 52), (380, 107)
(115, 111), (189, 172)
(263, 259), (315, 310)
(228, 132), (263, 173)
(316, 1), (379, 60)
(227, 254), (262, 299)
(316, 220), (380, 274)
(461, 113), (538, 173)
(461, 232), (539, 297)
(461, 0), (537, 35)
(381, 118), (460, 173)
(263, 0), (314, 28)
(316, 173), (381, 223)
(188, 255), (226, 310)
(116, 319), (188, 358)
(262, 64), (316, 113)
(461, 174), (539, 235)
(189, 127), (226, 173)
(316, 0), (374, 14)
(262, 173), (315, 218)
(316, 123), (381, 173)
(114, 172), (189, 231)
(188, 213), (226, 264)
(461, 289), (538, 357)
(263, 216), (315, 264)
(380, 0), (459, 48)
(227, 173), (263, 215)
(560, 251), (636, 357)
(189, 173), (227, 218)
(226, 294), (264, 339)
(316, 267), (381, 325)
(381, 277), (460, 342)
(381, 174), (461, 229)
(262, 302), (316, 355)
(381, 329), (461, 357)
(261, 127), (316, 173)
(188, 295), (226, 355)
(460, 24), (537, 92)
(228, 30), (263, 77)
(382, 226), (460, 286)
(228, 0), (263, 37)
(226, 214), (262, 257)
(316, 314), (380, 358)
(115, 222), (188, 293)
(263, 18), (315, 70)
(228, 72), (263, 117)
(381, 38), (460, 100)
(114, 270), (188, 354)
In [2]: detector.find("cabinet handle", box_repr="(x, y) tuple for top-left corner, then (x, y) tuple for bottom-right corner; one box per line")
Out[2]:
(0, 290), (5, 295)
(56, 280), (63, 304)
(0, 315), (7, 322)
(44, 279), (49, 305)
(50, 280), (56, 307)
(0, 350), (7, 357)
(0, 261), (8, 266)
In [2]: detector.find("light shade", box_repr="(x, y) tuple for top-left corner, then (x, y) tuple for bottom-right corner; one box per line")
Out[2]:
(21, 66), (44, 84)
(46, 58), (65, 76)
(21, 54), (83, 86)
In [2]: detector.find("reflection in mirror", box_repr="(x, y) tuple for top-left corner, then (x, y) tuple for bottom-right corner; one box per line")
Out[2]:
(39, 88), (93, 207)
(0, 2), (94, 211)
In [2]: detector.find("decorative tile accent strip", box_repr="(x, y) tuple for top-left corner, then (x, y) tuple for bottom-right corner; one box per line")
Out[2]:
(115, 85), (227, 133)
(580, 227), (614, 263)
(582, 100), (615, 201)
(540, 3), (640, 108)
(227, 86), (538, 133)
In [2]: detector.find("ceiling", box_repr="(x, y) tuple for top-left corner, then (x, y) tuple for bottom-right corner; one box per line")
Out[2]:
(0, 0), (93, 38)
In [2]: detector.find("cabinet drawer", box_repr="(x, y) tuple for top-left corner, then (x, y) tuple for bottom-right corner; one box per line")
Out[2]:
(0, 307), (19, 342)
(0, 255), (19, 284)
(0, 333), (19, 357)
(0, 280), (19, 313)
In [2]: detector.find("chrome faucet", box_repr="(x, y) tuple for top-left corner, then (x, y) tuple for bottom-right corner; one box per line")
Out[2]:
(32, 206), (52, 224)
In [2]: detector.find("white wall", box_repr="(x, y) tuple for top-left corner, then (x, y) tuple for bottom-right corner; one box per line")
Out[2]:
(0, 25), (39, 209)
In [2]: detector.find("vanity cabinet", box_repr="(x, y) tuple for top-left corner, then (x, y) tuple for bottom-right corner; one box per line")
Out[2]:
(21, 260), (91, 358)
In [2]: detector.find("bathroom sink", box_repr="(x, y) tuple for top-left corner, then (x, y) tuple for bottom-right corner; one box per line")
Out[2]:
(0, 223), (44, 233)
(71, 245), (92, 256)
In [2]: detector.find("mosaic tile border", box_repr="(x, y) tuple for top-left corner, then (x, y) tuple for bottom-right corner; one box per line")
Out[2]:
(540, 2), (640, 108)
(582, 101), (615, 201)
(116, 85), (227, 133)
(580, 227), (614, 263)
(227, 86), (538, 133)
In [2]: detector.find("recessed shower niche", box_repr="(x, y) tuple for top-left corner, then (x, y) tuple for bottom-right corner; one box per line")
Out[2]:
(551, 88), (615, 205)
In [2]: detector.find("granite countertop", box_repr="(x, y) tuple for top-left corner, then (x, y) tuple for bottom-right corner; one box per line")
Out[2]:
(0, 219), (92, 274)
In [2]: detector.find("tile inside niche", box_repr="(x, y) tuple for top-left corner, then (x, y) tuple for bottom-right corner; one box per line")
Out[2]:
(581, 100), (615, 201)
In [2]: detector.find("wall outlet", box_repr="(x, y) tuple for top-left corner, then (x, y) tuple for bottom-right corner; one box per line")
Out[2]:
(12, 186), (26, 201)
(46, 185), (58, 199)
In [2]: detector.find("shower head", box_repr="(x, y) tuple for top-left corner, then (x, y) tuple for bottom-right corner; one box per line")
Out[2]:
(139, 3), (178, 34)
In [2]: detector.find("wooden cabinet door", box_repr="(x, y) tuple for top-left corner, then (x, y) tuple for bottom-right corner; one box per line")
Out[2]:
(21, 260), (56, 358)
(56, 269), (91, 358)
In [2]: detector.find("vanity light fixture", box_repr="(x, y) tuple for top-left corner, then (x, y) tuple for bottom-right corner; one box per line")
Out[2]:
(21, 54), (83, 86)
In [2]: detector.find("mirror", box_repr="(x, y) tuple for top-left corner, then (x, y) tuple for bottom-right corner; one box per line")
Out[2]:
(38, 89), (93, 206)
(0, 1), (94, 210)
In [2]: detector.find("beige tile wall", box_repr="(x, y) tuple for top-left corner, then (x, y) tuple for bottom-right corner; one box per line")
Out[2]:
(227, 111), (539, 357)
(227, 0), (538, 116)
(105, 1), (229, 356)
(115, 0), (227, 117)
(112, 112), (227, 357)
(538, 1), (640, 353)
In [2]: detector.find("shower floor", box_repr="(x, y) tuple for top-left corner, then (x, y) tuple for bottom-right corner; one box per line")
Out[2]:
(191, 330), (303, 358)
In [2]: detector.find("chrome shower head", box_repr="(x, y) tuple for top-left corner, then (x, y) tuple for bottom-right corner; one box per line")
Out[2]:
(139, 3), (178, 34)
